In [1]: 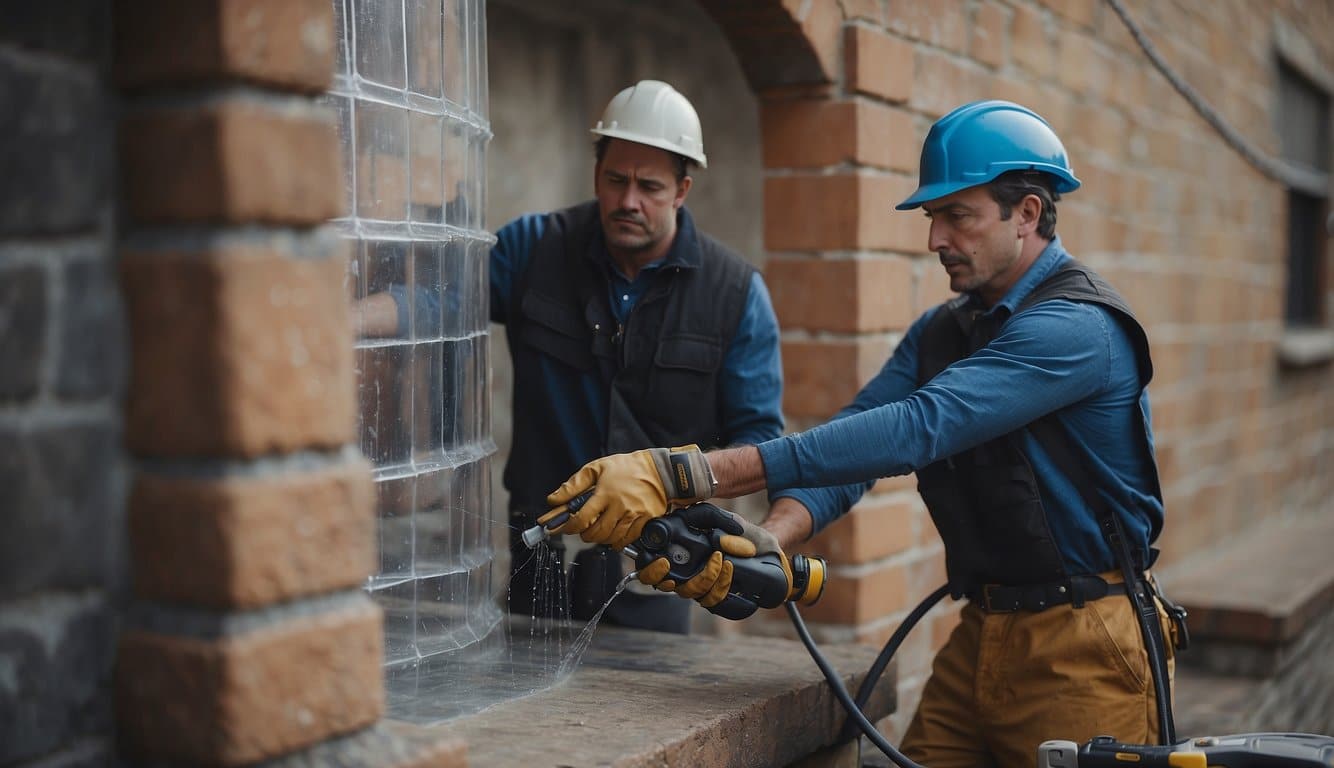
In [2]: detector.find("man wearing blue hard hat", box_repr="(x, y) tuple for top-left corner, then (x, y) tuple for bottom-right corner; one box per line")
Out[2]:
(544, 100), (1180, 766)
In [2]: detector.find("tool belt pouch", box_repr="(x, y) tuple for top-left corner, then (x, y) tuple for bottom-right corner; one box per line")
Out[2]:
(1148, 576), (1190, 651)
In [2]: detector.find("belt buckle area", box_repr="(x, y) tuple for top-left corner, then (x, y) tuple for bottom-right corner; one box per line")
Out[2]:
(981, 584), (1018, 613)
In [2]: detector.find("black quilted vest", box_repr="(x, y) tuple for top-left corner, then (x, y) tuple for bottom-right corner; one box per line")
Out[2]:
(915, 259), (1157, 596)
(504, 201), (754, 515)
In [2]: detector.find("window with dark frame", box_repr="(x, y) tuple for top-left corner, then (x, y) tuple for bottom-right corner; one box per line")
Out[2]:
(1277, 60), (1331, 329)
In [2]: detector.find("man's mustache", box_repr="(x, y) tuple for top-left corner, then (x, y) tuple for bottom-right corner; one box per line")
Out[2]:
(611, 211), (646, 226)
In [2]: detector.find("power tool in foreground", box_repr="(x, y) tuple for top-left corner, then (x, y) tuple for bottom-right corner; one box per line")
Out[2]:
(521, 492), (825, 620)
(524, 494), (1333, 767)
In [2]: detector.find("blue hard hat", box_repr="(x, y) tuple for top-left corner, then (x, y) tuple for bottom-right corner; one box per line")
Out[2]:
(896, 100), (1081, 210)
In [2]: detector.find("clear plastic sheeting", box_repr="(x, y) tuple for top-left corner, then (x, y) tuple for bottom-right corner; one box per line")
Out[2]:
(328, 0), (573, 723)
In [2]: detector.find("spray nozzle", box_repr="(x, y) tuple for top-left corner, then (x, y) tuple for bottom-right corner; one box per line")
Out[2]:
(520, 489), (594, 548)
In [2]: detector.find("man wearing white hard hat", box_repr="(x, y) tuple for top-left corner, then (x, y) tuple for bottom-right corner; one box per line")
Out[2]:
(486, 80), (785, 633)
(548, 101), (1183, 762)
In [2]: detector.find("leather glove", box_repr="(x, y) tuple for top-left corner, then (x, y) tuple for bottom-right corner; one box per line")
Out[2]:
(668, 510), (794, 611)
(541, 445), (716, 550)
(635, 502), (745, 594)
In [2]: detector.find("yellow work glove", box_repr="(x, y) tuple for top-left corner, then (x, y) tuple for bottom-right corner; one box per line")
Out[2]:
(634, 502), (746, 594)
(673, 514), (794, 610)
(541, 445), (717, 550)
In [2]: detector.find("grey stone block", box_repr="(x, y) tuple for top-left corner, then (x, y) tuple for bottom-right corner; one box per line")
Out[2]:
(0, 423), (126, 599)
(0, 48), (112, 236)
(0, 265), (46, 398)
(0, 2), (110, 65)
(56, 260), (127, 400)
(0, 593), (116, 764)
(13, 739), (119, 768)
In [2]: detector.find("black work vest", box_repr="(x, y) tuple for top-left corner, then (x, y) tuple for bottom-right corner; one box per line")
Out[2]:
(504, 201), (755, 514)
(915, 259), (1158, 596)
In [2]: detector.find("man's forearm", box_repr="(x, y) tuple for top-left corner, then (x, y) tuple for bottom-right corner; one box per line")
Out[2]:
(354, 292), (401, 338)
(705, 445), (768, 498)
(761, 497), (814, 551)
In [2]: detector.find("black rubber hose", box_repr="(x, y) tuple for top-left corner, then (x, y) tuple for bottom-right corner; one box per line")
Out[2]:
(836, 584), (950, 743)
(786, 603), (927, 768)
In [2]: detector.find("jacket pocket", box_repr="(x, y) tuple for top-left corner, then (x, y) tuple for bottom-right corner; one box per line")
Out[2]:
(648, 333), (722, 415)
(518, 291), (594, 371)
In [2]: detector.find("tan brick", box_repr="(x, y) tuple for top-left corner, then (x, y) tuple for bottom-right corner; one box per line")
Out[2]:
(910, 48), (987, 119)
(121, 242), (355, 459)
(798, 0), (845, 82)
(837, 0), (885, 24)
(761, 99), (916, 172)
(117, 599), (384, 766)
(886, 0), (967, 53)
(764, 174), (921, 252)
(122, 100), (343, 225)
(766, 255), (915, 333)
(408, 112), (444, 210)
(1011, 3), (1053, 78)
(765, 175), (857, 251)
(806, 495), (918, 564)
(1041, 0), (1096, 29)
(129, 458), (374, 608)
(359, 147), (410, 221)
(914, 256), (958, 314)
(703, 5), (834, 89)
(782, 336), (893, 418)
(856, 101), (920, 173)
(116, 0), (335, 92)
(771, 0), (844, 84)
(845, 26), (914, 103)
(800, 559), (908, 624)
(970, 1), (1008, 69)
(1056, 32), (1095, 93)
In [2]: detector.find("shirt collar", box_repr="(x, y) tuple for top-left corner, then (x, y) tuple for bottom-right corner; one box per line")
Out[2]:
(979, 236), (1072, 317)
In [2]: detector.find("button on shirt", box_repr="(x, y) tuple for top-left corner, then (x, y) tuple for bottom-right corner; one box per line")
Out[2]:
(759, 238), (1163, 575)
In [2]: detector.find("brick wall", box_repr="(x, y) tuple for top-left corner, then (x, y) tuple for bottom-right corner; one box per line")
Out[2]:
(110, 0), (382, 764)
(0, 3), (125, 766)
(703, 0), (1334, 740)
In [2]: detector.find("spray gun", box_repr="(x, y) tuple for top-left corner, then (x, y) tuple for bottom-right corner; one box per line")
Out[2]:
(521, 492), (827, 621)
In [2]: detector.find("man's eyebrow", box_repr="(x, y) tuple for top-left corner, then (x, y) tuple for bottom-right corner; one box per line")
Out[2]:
(923, 202), (975, 215)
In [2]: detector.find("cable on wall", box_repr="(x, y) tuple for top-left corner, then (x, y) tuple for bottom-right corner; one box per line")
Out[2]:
(1104, 0), (1328, 195)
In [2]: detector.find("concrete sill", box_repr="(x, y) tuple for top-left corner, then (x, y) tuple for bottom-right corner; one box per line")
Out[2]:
(1277, 327), (1334, 368)
(399, 624), (898, 768)
(1157, 515), (1334, 675)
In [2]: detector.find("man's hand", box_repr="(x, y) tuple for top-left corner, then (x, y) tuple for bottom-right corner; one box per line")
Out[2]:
(635, 503), (744, 596)
(541, 445), (717, 550)
(656, 512), (794, 611)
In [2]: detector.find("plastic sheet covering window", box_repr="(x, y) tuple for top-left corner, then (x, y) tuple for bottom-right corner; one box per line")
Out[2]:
(328, 0), (567, 723)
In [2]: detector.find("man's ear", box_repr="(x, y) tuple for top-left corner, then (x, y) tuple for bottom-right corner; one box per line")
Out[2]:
(1017, 193), (1043, 236)
(674, 175), (693, 208)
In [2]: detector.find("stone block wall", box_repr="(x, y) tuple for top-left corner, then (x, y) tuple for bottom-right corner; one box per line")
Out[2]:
(109, 0), (384, 764)
(0, 3), (125, 766)
(699, 0), (1334, 739)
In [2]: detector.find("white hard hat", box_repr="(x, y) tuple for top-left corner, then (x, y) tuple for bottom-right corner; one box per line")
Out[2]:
(590, 80), (707, 168)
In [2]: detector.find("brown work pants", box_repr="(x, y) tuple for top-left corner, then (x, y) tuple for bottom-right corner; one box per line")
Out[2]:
(901, 576), (1176, 768)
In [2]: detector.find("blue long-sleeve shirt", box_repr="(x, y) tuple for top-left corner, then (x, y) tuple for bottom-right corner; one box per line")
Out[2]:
(759, 238), (1162, 575)
(486, 207), (784, 471)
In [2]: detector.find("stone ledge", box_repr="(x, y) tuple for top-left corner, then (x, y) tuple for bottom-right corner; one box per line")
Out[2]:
(410, 624), (896, 767)
(1158, 515), (1334, 676)
(263, 723), (467, 768)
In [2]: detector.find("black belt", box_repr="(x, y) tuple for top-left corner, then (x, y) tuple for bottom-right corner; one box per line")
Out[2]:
(972, 574), (1121, 613)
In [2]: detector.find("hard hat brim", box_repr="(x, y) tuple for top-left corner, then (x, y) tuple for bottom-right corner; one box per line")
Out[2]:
(896, 167), (1081, 210)
(895, 180), (977, 210)
(590, 128), (708, 169)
